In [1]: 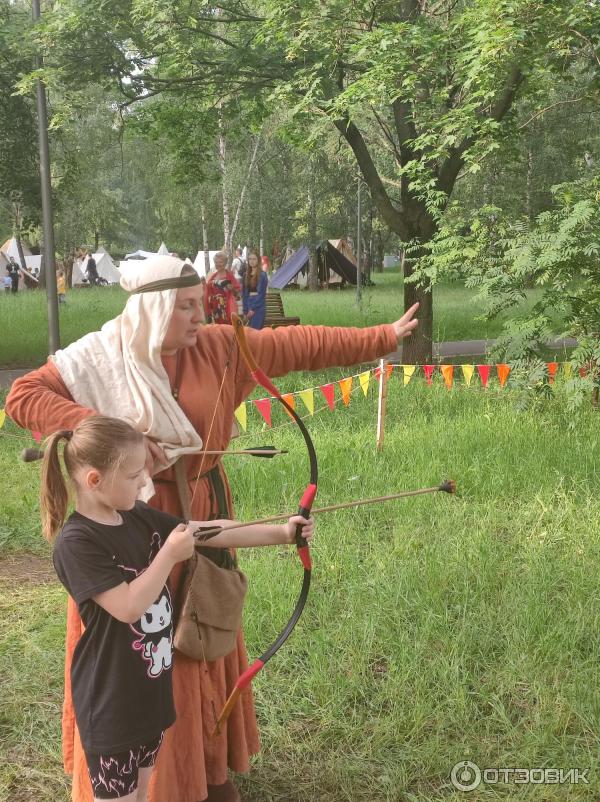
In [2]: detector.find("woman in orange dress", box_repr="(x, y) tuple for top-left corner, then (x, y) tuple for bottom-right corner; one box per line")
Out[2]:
(6, 256), (418, 802)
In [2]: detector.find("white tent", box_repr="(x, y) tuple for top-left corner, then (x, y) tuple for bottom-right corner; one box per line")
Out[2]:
(193, 250), (221, 278)
(124, 249), (157, 260)
(71, 259), (86, 285)
(78, 251), (121, 284)
(0, 236), (32, 261)
(157, 242), (170, 256)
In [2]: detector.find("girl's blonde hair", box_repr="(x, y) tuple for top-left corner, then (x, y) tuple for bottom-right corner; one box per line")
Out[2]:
(40, 416), (144, 542)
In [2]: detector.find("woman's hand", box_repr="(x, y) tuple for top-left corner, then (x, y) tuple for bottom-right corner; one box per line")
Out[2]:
(144, 437), (169, 476)
(392, 302), (419, 344)
(282, 515), (315, 544)
(247, 310), (255, 319)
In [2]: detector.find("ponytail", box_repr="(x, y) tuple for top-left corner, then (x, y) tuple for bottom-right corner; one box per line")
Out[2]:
(38, 416), (144, 542)
(40, 430), (73, 542)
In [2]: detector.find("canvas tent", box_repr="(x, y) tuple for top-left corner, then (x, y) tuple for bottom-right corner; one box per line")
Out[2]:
(269, 242), (358, 290)
(77, 251), (121, 284)
(193, 250), (221, 278)
(157, 242), (170, 256)
(1, 236), (32, 261)
(329, 238), (357, 266)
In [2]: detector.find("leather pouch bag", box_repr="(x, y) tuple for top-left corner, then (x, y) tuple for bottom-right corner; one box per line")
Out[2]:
(174, 548), (248, 662)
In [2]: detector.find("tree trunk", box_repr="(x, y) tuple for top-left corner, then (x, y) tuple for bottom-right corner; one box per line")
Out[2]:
(201, 204), (210, 275)
(230, 133), (261, 249)
(399, 235), (435, 364)
(94, 230), (99, 252)
(218, 116), (231, 257)
(15, 235), (27, 275)
(64, 248), (75, 289)
(307, 181), (318, 290)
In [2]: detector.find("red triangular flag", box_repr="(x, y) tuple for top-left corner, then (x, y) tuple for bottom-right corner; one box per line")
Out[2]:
(374, 367), (382, 380)
(253, 398), (272, 427)
(320, 383), (335, 411)
(547, 362), (558, 384)
(477, 365), (490, 388)
(496, 363), (510, 387)
(423, 365), (435, 386)
(579, 366), (588, 378)
(32, 431), (42, 443)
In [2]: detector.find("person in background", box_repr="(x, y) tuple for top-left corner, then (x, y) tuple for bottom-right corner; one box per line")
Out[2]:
(57, 270), (67, 304)
(231, 247), (246, 283)
(242, 249), (268, 330)
(8, 256), (20, 293)
(83, 250), (99, 286)
(203, 251), (241, 324)
(4, 269), (12, 293)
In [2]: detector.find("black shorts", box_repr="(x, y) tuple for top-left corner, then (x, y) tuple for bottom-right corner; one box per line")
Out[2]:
(86, 732), (164, 799)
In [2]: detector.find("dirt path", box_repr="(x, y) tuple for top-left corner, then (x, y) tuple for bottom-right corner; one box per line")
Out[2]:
(0, 553), (56, 584)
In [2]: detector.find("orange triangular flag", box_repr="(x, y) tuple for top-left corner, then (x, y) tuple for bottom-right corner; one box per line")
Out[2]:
(281, 393), (296, 419)
(547, 362), (558, 384)
(253, 398), (272, 427)
(338, 377), (352, 406)
(496, 363), (510, 387)
(440, 364), (454, 390)
(385, 364), (394, 380)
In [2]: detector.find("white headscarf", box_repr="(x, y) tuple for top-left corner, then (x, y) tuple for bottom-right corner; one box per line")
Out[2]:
(52, 256), (203, 498)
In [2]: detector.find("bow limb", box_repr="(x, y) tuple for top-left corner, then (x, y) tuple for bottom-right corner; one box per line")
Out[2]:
(213, 315), (318, 734)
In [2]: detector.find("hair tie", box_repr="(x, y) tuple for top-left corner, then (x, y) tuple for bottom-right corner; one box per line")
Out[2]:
(63, 430), (73, 441)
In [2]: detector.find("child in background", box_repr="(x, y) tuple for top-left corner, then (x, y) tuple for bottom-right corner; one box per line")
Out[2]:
(41, 415), (314, 802)
(57, 270), (67, 304)
(3, 270), (12, 293)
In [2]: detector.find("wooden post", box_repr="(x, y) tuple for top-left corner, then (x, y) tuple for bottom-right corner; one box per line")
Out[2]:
(376, 358), (388, 451)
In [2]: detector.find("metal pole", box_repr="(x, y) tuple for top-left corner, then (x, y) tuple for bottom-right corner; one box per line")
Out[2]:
(32, 0), (60, 354)
(356, 175), (362, 303)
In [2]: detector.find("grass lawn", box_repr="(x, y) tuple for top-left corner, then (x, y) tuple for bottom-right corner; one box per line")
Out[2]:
(0, 272), (557, 368)
(1, 368), (600, 800)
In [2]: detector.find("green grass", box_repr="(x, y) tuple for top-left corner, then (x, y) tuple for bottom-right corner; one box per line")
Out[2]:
(2, 376), (600, 800)
(0, 274), (560, 368)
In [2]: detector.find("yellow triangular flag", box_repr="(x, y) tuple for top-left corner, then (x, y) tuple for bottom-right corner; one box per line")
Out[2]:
(0, 409), (5, 429)
(339, 377), (353, 406)
(359, 370), (370, 396)
(234, 403), (247, 432)
(299, 388), (314, 416)
(563, 363), (573, 379)
(402, 365), (416, 386)
(461, 364), (474, 386)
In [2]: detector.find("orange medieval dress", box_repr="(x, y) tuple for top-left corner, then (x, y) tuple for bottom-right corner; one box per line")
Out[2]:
(5, 321), (397, 802)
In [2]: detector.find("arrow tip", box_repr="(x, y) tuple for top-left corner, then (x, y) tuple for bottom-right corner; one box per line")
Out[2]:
(439, 479), (457, 494)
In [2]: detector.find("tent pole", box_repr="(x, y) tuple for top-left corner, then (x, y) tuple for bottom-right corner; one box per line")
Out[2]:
(32, 0), (60, 354)
(356, 175), (362, 304)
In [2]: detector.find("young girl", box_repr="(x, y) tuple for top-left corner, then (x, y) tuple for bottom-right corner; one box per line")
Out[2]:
(242, 250), (268, 330)
(42, 415), (314, 802)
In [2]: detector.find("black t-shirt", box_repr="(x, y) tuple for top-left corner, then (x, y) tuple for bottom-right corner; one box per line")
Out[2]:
(53, 501), (184, 754)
